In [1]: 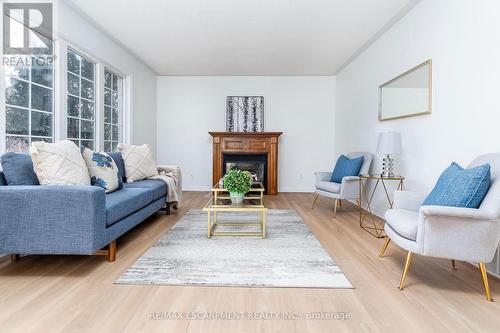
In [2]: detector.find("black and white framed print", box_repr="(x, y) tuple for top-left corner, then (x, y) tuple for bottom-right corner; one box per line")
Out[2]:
(226, 96), (264, 132)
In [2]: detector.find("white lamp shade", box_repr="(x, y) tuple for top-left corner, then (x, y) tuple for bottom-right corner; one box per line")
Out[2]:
(376, 132), (402, 155)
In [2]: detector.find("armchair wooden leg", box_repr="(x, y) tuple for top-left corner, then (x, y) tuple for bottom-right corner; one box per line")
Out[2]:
(379, 237), (391, 258)
(479, 262), (494, 302)
(398, 251), (413, 290)
(10, 254), (20, 262)
(107, 240), (116, 262)
(451, 259), (457, 270)
(333, 199), (338, 218)
(338, 199), (342, 207)
(311, 194), (319, 210)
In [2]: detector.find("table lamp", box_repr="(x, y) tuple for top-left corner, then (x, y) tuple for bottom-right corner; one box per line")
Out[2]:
(376, 132), (402, 178)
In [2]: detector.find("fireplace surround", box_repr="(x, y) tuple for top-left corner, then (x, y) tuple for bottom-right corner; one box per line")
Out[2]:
(209, 132), (282, 195)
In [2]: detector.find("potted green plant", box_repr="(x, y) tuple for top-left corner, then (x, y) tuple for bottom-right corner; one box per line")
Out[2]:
(223, 169), (252, 204)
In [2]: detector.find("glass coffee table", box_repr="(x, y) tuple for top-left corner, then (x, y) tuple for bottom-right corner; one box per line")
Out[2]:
(203, 182), (267, 238)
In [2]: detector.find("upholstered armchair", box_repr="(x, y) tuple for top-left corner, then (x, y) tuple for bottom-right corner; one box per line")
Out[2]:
(380, 153), (500, 301)
(312, 152), (372, 217)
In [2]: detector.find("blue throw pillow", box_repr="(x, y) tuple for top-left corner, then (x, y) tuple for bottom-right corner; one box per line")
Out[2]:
(423, 162), (491, 208)
(107, 151), (124, 189)
(330, 155), (364, 183)
(0, 152), (40, 186)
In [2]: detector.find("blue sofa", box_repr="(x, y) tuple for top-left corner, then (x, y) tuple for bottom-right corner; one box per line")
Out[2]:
(0, 152), (168, 262)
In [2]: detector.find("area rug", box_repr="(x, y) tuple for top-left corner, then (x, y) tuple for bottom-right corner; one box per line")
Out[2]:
(116, 209), (352, 288)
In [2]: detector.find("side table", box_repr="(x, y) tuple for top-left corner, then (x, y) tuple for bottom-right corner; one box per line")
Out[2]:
(358, 174), (405, 238)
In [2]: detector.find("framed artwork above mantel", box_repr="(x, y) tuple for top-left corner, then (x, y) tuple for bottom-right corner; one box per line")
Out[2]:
(226, 96), (264, 132)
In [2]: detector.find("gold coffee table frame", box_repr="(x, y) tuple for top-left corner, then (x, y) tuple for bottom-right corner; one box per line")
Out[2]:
(358, 174), (405, 238)
(203, 182), (267, 238)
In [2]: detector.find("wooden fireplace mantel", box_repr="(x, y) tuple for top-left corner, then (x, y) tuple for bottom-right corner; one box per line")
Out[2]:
(209, 132), (283, 195)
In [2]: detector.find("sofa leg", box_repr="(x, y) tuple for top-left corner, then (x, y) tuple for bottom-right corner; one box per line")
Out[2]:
(10, 254), (20, 263)
(166, 203), (171, 215)
(451, 259), (457, 270)
(107, 240), (116, 262)
(333, 199), (338, 218)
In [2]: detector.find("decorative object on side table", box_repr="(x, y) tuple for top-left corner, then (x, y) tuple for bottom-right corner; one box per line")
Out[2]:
(223, 169), (252, 204)
(226, 96), (264, 132)
(376, 131), (402, 178)
(358, 174), (405, 238)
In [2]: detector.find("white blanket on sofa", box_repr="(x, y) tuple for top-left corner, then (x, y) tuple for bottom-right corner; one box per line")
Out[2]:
(149, 165), (182, 208)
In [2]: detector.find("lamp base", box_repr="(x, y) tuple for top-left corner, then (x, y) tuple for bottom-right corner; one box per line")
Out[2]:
(381, 154), (395, 178)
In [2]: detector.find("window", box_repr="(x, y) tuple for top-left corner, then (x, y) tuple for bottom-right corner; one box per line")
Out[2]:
(4, 63), (54, 152)
(103, 69), (122, 151)
(66, 49), (96, 150)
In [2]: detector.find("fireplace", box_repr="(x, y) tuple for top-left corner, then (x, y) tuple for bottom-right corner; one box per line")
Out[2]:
(209, 132), (282, 194)
(223, 154), (268, 192)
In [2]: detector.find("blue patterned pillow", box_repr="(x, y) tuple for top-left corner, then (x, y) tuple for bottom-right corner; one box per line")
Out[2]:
(81, 146), (120, 193)
(330, 155), (364, 183)
(423, 162), (491, 208)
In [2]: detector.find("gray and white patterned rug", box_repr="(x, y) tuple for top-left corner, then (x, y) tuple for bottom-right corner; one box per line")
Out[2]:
(116, 209), (353, 289)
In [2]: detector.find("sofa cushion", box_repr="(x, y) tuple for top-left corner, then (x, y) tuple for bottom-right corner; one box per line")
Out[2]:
(106, 188), (154, 226)
(123, 179), (167, 201)
(0, 152), (39, 185)
(0, 171), (6, 186)
(423, 162), (491, 208)
(108, 152), (125, 182)
(385, 209), (419, 240)
(81, 147), (120, 193)
(316, 181), (341, 193)
(331, 154), (364, 183)
(118, 143), (158, 183)
(30, 140), (90, 185)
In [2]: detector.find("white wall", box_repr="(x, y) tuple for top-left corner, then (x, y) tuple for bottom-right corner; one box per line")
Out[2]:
(55, 1), (157, 155)
(335, 0), (500, 216)
(157, 76), (336, 191)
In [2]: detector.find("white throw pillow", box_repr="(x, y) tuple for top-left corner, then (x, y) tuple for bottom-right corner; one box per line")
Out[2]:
(118, 143), (158, 182)
(29, 140), (90, 185)
(81, 147), (120, 193)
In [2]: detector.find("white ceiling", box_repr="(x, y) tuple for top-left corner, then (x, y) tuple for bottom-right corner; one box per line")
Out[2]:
(65, 0), (420, 76)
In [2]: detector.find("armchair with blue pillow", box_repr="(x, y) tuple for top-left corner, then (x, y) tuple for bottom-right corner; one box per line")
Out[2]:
(313, 152), (373, 217)
(379, 154), (500, 301)
(0, 151), (170, 263)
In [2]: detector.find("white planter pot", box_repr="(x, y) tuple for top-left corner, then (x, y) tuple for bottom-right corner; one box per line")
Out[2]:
(229, 192), (245, 204)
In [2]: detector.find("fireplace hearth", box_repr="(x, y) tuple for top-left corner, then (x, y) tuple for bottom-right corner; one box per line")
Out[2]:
(209, 132), (282, 195)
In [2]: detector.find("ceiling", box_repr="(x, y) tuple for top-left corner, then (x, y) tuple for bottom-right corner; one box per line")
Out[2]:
(65, 0), (420, 76)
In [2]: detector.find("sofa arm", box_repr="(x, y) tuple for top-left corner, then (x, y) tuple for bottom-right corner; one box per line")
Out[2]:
(393, 191), (428, 211)
(0, 185), (107, 255)
(315, 171), (332, 182)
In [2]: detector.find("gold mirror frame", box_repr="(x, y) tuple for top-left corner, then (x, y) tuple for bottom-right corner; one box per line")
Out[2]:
(378, 59), (432, 121)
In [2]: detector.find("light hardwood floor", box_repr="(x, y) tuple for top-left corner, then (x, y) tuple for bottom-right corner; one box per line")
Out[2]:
(1, 192), (499, 333)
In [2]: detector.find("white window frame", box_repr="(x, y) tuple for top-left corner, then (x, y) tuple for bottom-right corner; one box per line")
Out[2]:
(65, 46), (99, 149)
(56, 40), (130, 152)
(103, 66), (124, 151)
(1, 38), (131, 154)
(2, 56), (56, 150)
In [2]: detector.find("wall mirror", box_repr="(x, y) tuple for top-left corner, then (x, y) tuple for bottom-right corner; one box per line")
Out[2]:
(379, 59), (432, 121)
